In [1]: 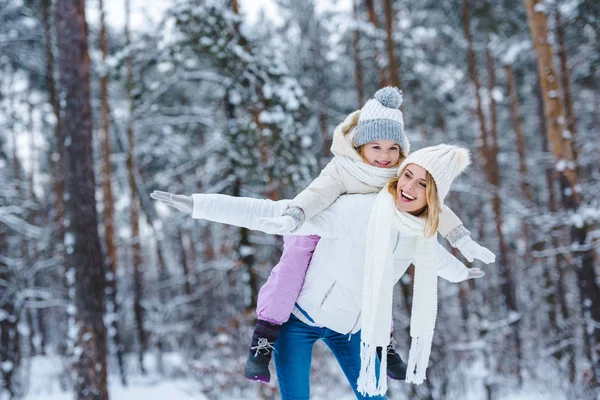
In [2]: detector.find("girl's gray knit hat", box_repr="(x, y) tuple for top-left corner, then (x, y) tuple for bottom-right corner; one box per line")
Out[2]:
(354, 86), (410, 154)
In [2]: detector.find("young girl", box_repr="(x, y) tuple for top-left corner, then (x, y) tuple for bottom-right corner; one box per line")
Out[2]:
(151, 144), (482, 399)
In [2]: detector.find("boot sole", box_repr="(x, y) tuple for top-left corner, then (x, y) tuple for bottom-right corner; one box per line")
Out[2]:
(244, 374), (270, 384)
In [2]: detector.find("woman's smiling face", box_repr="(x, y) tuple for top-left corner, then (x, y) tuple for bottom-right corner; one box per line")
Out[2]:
(395, 164), (428, 213)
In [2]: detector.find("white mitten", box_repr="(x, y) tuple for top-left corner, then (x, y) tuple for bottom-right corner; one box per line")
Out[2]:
(258, 215), (298, 234)
(455, 237), (496, 264)
(466, 268), (485, 280)
(150, 191), (193, 214)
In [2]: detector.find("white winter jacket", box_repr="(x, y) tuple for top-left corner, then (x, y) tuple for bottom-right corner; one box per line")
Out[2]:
(289, 110), (465, 239)
(192, 192), (469, 335)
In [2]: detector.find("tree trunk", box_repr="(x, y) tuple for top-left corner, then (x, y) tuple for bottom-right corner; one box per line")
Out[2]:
(124, 0), (147, 375)
(505, 64), (532, 263)
(352, 0), (364, 107)
(554, 11), (579, 169)
(526, 0), (600, 386)
(487, 47), (521, 384)
(41, 0), (66, 249)
(461, 0), (489, 156)
(383, 0), (400, 88)
(41, 0), (69, 361)
(364, 0), (388, 87)
(54, 0), (109, 398)
(27, 115), (44, 357)
(99, 0), (127, 386)
(179, 231), (194, 299)
(504, 64), (532, 203)
(154, 244), (169, 376)
(229, 0), (239, 14)
(0, 226), (20, 398)
(310, 21), (330, 161)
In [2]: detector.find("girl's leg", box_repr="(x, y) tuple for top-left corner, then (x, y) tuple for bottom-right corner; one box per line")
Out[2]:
(246, 235), (320, 382)
(273, 315), (321, 400)
(323, 329), (387, 400)
(245, 320), (282, 382)
(256, 235), (320, 325)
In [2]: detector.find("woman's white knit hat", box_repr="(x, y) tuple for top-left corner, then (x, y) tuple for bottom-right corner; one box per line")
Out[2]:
(398, 144), (471, 204)
(354, 87), (410, 154)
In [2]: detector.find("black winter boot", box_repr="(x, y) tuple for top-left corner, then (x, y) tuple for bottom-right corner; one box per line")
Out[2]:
(244, 320), (281, 383)
(385, 338), (407, 380)
(377, 338), (407, 380)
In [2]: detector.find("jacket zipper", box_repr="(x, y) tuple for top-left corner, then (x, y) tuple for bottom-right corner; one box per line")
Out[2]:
(320, 281), (337, 307)
(392, 232), (400, 252)
(347, 311), (361, 339)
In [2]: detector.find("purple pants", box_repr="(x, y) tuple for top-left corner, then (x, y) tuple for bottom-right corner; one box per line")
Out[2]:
(256, 235), (321, 325)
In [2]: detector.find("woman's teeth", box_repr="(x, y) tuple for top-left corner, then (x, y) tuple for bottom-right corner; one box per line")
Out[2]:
(401, 191), (415, 201)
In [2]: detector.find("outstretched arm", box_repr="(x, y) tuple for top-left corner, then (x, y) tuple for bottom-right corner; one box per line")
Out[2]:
(438, 205), (495, 264)
(150, 191), (342, 237)
(436, 244), (485, 282)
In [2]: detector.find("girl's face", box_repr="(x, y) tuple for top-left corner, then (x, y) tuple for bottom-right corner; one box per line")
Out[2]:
(361, 140), (401, 168)
(395, 164), (428, 213)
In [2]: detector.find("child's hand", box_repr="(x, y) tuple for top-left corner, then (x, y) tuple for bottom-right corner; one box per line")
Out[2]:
(466, 268), (485, 280)
(455, 237), (495, 264)
(150, 191), (193, 214)
(258, 215), (298, 234)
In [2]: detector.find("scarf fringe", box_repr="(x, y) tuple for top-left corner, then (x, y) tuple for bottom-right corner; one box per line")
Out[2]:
(405, 332), (434, 385)
(357, 342), (388, 396)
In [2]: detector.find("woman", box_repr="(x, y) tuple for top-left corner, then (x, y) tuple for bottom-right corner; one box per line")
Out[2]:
(151, 144), (486, 399)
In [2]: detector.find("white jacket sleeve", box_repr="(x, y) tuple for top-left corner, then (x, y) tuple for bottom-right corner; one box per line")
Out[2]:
(191, 194), (342, 237)
(438, 205), (473, 248)
(288, 160), (347, 220)
(437, 205), (463, 237)
(435, 244), (469, 283)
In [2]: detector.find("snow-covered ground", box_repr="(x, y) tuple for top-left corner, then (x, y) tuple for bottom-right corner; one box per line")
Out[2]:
(21, 350), (588, 400)
(23, 353), (208, 400)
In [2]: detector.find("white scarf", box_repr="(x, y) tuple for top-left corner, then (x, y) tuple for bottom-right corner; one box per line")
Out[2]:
(335, 155), (398, 188)
(357, 185), (438, 396)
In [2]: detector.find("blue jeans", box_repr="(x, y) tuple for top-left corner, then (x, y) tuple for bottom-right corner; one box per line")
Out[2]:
(274, 315), (387, 400)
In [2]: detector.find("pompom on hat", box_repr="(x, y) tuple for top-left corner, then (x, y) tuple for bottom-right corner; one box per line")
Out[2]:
(354, 87), (410, 155)
(398, 144), (471, 204)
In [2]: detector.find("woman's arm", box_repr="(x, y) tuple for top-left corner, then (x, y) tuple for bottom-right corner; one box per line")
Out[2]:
(438, 205), (495, 264)
(435, 244), (470, 283)
(437, 205), (465, 240)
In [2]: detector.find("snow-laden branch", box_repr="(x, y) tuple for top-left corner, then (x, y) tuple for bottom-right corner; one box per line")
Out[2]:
(136, 69), (230, 117)
(531, 240), (600, 258)
(0, 206), (42, 238)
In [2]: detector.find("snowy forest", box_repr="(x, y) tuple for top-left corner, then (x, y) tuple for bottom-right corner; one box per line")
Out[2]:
(1, 0), (599, 399)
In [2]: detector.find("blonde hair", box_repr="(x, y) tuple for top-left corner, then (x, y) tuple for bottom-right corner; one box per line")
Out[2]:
(388, 168), (441, 238)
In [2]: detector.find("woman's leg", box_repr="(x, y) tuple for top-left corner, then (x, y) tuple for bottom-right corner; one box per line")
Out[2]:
(323, 329), (387, 400)
(273, 315), (322, 400)
(256, 235), (320, 325)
